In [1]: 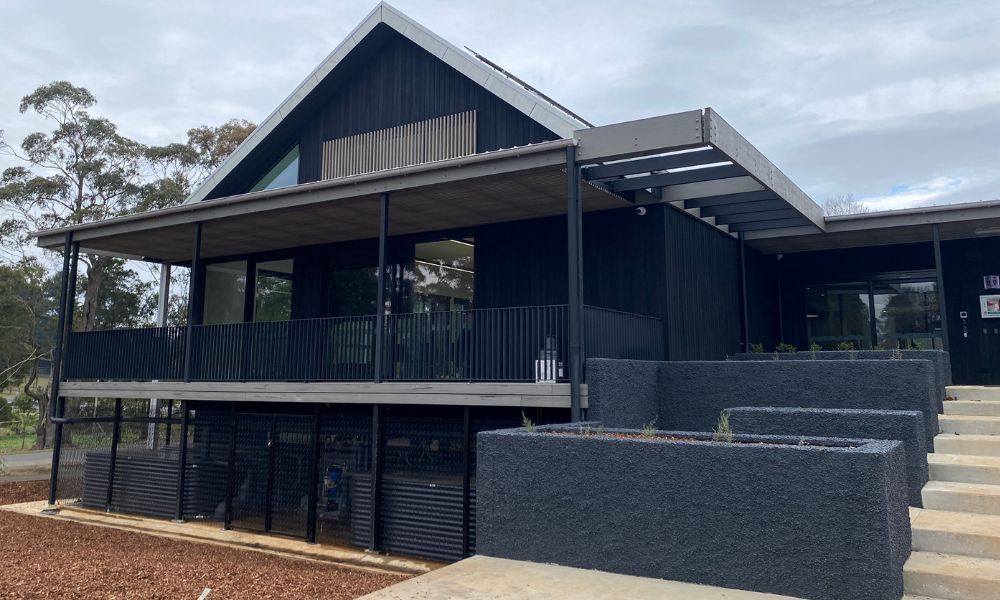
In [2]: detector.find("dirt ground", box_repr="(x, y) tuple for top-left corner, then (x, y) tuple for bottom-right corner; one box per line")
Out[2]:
(0, 481), (407, 600)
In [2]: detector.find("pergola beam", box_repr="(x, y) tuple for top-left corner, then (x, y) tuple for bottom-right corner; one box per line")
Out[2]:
(610, 164), (746, 193)
(582, 147), (725, 181)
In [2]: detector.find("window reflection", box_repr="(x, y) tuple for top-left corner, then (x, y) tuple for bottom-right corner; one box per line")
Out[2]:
(874, 281), (942, 349)
(405, 239), (474, 313)
(255, 259), (294, 322)
(250, 146), (299, 193)
(203, 261), (248, 325)
(805, 283), (872, 350)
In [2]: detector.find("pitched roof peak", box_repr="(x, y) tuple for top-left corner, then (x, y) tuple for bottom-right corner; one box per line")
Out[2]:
(185, 1), (587, 204)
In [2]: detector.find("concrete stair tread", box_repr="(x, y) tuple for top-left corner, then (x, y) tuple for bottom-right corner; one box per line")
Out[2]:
(910, 507), (1000, 534)
(910, 507), (1000, 561)
(904, 551), (1000, 582)
(944, 401), (1000, 417)
(904, 552), (1000, 599)
(929, 453), (1000, 468)
(940, 415), (1000, 422)
(933, 434), (1000, 457)
(922, 480), (1000, 516)
(938, 415), (1000, 436)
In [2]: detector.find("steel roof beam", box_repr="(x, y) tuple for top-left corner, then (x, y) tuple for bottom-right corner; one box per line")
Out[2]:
(726, 217), (815, 232)
(582, 148), (726, 181)
(610, 164), (746, 193)
(698, 198), (789, 217)
(714, 208), (802, 225)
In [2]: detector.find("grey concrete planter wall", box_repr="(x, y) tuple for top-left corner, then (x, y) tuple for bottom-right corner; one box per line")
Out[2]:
(587, 358), (938, 448)
(727, 406), (928, 506)
(730, 350), (950, 410)
(476, 425), (911, 600)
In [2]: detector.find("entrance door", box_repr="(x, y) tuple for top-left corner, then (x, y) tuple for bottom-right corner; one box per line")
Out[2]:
(229, 413), (314, 538)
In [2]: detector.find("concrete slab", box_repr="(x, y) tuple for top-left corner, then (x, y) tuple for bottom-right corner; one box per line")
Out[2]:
(0, 500), (437, 577)
(358, 555), (803, 600)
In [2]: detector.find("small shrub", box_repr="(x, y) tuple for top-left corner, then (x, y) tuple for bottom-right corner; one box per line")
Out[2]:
(640, 416), (658, 438)
(834, 341), (855, 351)
(521, 412), (536, 433)
(750, 342), (765, 353)
(808, 341), (821, 353)
(712, 410), (734, 443)
(775, 342), (797, 353)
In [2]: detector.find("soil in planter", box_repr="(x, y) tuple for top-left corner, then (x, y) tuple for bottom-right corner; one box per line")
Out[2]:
(548, 430), (858, 448)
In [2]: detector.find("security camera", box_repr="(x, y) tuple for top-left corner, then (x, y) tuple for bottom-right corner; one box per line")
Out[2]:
(636, 206), (647, 216)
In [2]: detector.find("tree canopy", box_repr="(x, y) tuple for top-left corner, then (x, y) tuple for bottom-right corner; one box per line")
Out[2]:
(0, 80), (254, 446)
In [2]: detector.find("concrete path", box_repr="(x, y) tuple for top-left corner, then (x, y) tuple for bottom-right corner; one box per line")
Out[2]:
(0, 450), (51, 473)
(358, 555), (801, 600)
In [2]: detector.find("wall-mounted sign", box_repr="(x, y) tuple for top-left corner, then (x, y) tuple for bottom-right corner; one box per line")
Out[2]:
(985, 275), (1000, 290)
(981, 295), (1000, 319)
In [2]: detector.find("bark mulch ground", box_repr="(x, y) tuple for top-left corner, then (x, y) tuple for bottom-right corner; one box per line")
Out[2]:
(0, 482), (407, 600)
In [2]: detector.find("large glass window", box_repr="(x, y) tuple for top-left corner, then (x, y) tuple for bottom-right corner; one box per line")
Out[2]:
(254, 260), (294, 322)
(203, 261), (247, 324)
(250, 146), (299, 193)
(874, 281), (942, 349)
(405, 239), (475, 313)
(805, 277), (943, 350)
(326, 267), (380, 317)
(805, 283), (872, 350)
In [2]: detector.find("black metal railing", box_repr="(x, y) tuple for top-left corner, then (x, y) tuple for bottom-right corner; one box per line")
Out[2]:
(63, 326), (186, 381)
(64, 305), (663, 383)
(383, 305), (568, 382)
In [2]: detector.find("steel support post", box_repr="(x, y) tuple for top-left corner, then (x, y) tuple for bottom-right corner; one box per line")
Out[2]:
(47, 233), (75, 506)
(566, 145), (583, 422)
(739, 231), (750, 352)
(461, 405), (472, 557)
(306, 404), (321, 544)
(933, 223), (951, 351)
(173, 400), (190, 522)
(105, 398), (123, 511)
(369, 404), (384, 551)
(183, 223), (202, 383)
(373, 192), (390, 383)
(224, 402), (237, 530)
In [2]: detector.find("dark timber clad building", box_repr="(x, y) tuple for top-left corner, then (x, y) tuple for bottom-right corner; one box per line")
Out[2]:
(35, 2), (1000, 561)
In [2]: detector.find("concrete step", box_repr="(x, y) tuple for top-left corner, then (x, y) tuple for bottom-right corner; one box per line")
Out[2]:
(928, 454), (1000, 485)
(904, 551), (1000, 600)
(935, 434), (1000, 457)
(923, 481), (1000, 516)
(939, 415), (1000, 436)
(948, 386), (1000, 403)
(910, 507), (1000, 561)
(944, 401), (1000, 417)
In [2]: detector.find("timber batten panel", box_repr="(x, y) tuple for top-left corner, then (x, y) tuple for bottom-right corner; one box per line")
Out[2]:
(322, 111), (476, 180)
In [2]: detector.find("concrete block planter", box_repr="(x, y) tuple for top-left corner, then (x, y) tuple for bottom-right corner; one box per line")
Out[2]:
(476, 425), (911, 600)
(727, 406), (928, 506)
(730, 350), (950, 410)
(587, 358), (939, 448)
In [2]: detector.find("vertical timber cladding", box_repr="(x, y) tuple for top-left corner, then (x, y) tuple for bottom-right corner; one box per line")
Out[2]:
(663, 207), (742, 360)
(321, 111), (476, 180)
(942, 236), (1000, 384)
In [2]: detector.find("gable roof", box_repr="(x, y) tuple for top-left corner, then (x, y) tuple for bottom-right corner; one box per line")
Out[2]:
(184, 1), (589, 205)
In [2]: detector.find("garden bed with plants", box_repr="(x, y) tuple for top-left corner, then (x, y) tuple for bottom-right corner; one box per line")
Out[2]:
(477, 419), (911, 600)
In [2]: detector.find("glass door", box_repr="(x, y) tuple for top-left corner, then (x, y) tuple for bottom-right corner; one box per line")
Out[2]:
(873, 281), (942, 349)
(805, 283), (872, 350)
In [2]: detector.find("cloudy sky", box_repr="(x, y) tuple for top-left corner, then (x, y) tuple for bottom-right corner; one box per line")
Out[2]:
(2, 0), (999, 211)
